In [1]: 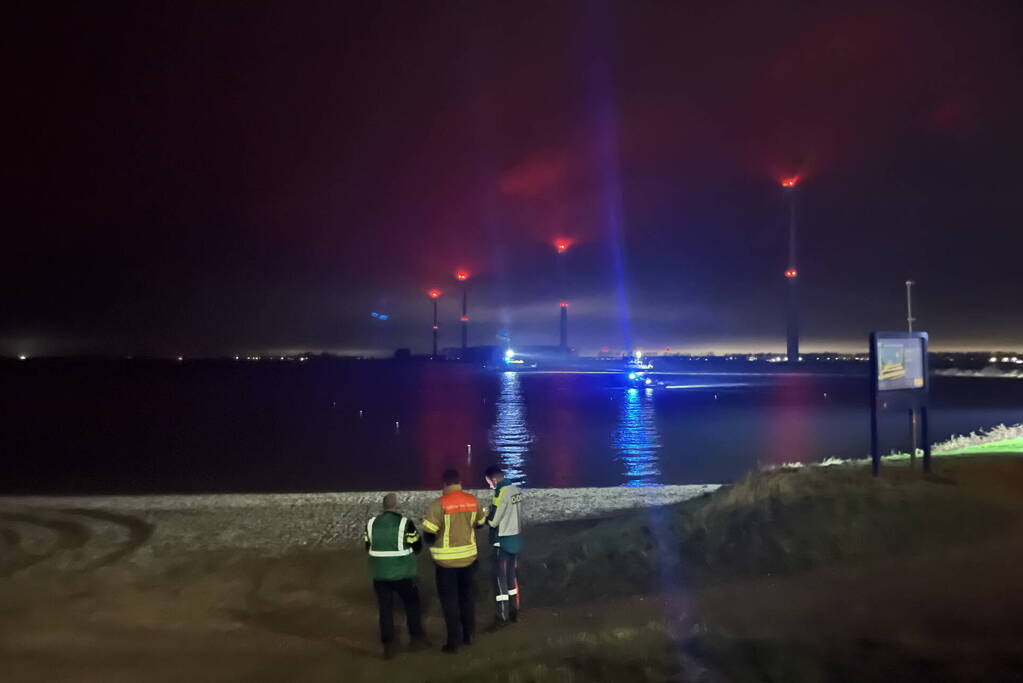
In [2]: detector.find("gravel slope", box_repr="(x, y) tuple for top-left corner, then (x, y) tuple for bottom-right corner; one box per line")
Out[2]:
(0, 485), (719, 569)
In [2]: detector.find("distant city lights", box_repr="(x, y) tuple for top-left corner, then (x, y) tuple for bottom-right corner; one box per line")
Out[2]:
(22, 348), (1006, 366)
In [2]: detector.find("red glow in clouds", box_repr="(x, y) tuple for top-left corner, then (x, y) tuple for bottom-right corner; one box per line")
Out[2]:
(499, 153), (569, 199)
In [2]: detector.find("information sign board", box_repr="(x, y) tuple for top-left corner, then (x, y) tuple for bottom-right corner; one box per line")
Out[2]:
(875, 336), (926, 391)
(869, 331), (931, 476)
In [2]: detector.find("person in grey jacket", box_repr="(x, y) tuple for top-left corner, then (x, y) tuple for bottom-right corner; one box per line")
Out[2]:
(483, 466), (522, 628)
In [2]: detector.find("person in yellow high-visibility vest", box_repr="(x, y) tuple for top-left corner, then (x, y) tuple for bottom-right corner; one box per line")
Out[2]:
(421, 469), (488, 654)
(363, 493), (431, 659)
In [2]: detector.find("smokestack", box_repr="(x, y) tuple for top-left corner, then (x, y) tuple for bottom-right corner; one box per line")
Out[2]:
(555, 239), (570, 350)
(782, 177), (800, 363)
(560, 302), (568, 349)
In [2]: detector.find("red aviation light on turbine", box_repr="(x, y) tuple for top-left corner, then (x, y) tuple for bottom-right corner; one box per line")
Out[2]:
(428, 289), (442, 299)
(560, 301), (569, 308)
(455, 271), (469, 281)
(554, 238), (571, 253)
(785, 269), (798, 279)
(781, 176), (799, 188)
(460, 316), (469, 322)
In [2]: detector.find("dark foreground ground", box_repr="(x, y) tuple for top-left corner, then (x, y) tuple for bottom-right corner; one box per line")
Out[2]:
(3, 456), (1023, 682)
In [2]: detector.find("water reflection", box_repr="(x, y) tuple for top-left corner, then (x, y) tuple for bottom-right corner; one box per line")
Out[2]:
(489, 372), (532, 484)
(613, 387), (662, 486)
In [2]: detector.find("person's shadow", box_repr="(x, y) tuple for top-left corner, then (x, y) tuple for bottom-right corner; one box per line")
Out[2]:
(225, 600), (383, 660)
(223, 551), (441, 661)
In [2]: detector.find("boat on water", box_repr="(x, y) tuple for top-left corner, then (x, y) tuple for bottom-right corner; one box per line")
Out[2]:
(626, 351), (655, 387)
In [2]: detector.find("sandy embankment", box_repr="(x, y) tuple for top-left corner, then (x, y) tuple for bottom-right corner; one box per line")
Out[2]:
(0, 485), (719, 570)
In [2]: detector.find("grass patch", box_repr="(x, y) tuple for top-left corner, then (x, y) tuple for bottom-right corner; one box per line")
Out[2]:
(512, 456), (1023, 681)
(678, 464), (1013, 578)
(523, 456), (1023, 606)
(939, 436), (1023, 455)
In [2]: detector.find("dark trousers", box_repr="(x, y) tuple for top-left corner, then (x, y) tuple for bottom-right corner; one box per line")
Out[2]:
(492, 549), (520, 621)
(435, 561), (477, 646)
(373, 579), (425, 645)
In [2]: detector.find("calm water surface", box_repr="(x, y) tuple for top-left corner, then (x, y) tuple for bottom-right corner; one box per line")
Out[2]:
(3, 361), (1022, 494)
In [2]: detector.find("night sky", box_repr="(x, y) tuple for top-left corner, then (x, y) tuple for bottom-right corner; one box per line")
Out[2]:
(5, 0), (1023, 357)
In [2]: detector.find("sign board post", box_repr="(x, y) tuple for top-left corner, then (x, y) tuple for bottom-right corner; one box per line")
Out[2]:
(869, 331), (930, 476)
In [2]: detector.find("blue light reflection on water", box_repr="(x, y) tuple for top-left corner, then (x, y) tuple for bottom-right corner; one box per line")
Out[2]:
(613, 387), (663, 487)
(488, 371), (532, 484)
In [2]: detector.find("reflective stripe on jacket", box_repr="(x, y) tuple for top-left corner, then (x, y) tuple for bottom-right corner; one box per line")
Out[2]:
(364, 511), (420, 581)
(422, 484), (487, 568)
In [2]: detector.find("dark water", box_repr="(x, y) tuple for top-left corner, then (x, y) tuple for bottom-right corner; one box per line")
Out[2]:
(3, 360), (1022, 494)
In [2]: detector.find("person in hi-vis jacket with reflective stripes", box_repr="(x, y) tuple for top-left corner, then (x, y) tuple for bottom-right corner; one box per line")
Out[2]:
(421, 469), (488, 654)
(484, 466), (522, 629)
(363, 493), (431, 659)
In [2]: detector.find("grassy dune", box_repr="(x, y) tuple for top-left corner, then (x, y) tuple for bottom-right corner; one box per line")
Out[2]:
(513, 456), (1023, 681)
(939, 436), (1023, 455)
(527, 458), (1017, 603)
